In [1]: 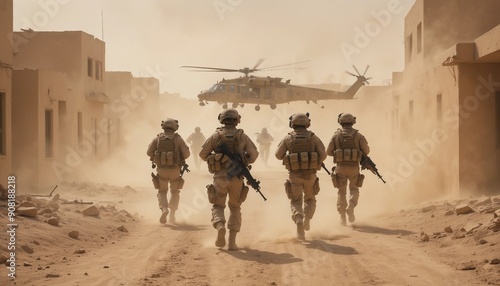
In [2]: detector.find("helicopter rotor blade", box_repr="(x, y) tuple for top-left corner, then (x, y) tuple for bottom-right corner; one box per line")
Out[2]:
(352, 65), (361, 76)
(346, 71), (357, 77)
(181, 65), (239, 73)
(258, 60), (311, 71)
(363, 65), (370, 76)
(252, 58), (265, 70)
(262, 67), (307, 72)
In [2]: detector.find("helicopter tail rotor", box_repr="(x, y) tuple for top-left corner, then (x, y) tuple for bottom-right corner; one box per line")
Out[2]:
(346, 65), (371, 85)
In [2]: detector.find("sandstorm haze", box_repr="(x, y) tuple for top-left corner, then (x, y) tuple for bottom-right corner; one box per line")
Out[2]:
(14, 0), (415, 98)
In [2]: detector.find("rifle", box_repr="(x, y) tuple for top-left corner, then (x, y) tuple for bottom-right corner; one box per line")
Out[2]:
(215, 142), (267, 201)
(360, 155), (386, 184)
(321, 163), (331, 175)
(180, 163), (190, 177)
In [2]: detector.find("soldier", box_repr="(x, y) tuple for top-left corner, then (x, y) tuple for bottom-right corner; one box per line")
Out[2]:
(256, 127), (274, 166)
(275, 113), (326, 240)
(199, 109), (259, 250)
(327, 113), (370, 226)
(186, 127), (206, 171)
(147, 118), (190, 224)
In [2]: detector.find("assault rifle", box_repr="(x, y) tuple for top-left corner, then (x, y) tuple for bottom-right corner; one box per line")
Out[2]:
(180, 163), (190, 177)
(215, 142), (267, 201)
(360, 155), (386, 184)
(321, 163), (331, 175)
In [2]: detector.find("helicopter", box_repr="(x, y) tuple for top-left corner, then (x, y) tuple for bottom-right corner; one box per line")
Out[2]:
(182, 60), (371, 111)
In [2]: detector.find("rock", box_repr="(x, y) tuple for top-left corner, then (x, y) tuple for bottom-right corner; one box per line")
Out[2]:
(490, 258), (500, 265)
(19, 201), (36, 208)
(455, 204), (474, 215)
(73, 249), (86, 254)
(444, 210), (454, 216)
(419, 233), (429, 242)
(82, 205), (99, 216)
(421, 205), (437, 212)
(32, 240), (40, 245)
(478, 239), (487, 245)
(457, 262), (476, 270)
(38, 208), (52, 216)
(475, 197), (492, 207)
(24, 262), (32, 266)
(47, 217), (59, 226)
(17, 207), (38, 217)
(46, 273), (60, 278)
(46, 194), (60, 210)
(462, 222), (482, 234)
(494, 209), (500, 218)
(21, 244), (34, 254)
(116, 225), (128, 232)
(444, 226), (453, 233)
(0, 254), (7, 264)
(453, 231), (466, 239)
(68, 230), (79, 239)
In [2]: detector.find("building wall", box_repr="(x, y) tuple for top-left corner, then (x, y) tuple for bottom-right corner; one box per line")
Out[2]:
(0, 0), (13, 184)
(457, 63), (500, 194)
(12, 31), (109, 175)
(12, 69), (68, 190)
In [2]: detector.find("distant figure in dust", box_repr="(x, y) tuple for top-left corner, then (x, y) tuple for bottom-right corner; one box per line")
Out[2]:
(327, 113), (370, 226)
(275, 113), (326, 240)
(199, 109), (259, 250)
(186, 127), (206, 171)
(256, 128), (274, 166)
(147, 118), (190, 225)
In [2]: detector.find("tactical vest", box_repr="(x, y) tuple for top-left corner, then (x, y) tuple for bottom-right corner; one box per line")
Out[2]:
(283, 131), (320, 171)
(207, 128), (244, 173)
(153, 133), (179, 167)
(333, 128), (362, 163)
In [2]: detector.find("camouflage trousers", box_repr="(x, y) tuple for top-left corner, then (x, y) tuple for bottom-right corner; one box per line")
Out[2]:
(156, 167), (182, 211)
(334, 165), (360, 213)
(211, 176), (247, 232)
(288, 172), (318, 223)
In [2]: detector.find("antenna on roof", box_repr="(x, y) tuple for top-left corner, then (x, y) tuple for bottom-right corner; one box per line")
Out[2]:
(101, 10), (104, 41)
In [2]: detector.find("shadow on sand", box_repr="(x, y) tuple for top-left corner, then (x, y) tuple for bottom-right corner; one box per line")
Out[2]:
(350, 223), (414, 236)
(163, 224), (208, 232)
(304, 239), (358, 255)
(224, 247), (303, 264)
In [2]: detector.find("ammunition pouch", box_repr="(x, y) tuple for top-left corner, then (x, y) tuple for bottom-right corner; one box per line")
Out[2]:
(239, 185), (249, 203)
(356, 174), (365, 188)
(284, 179), (292, 199)
(331, 172), (339, 188)
(285, 152), (321, 171)
(206, 184), (216, 204)
(151, 172), (160, 189)
(154, 150), (176, 167)
(313, 177), (320, 195)
(334, 149), (362, 163)
(207, 154), (216, 173)
(208, 153), (230, 173)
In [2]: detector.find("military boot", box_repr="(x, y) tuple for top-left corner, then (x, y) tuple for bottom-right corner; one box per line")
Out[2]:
(215, 222), (226, 248)
(340, 212), (347, 226)
(228, 230), (238, 251)
(303, 217), (311, 231)
(346, 207), (355, 223)
(295, 216), (305, 240)
(159, 206), (169, 224)
(169, 210), (176, 224)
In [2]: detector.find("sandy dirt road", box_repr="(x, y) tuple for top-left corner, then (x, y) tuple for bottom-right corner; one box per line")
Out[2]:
(8, 170), (487, 286)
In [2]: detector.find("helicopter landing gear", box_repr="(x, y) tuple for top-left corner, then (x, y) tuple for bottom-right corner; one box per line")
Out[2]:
(232, 102), (239, 108)
(255, 105), (260, 111)
(270, 104), (277, 110)
(199, 101), (205, 106)
(222, 103), (228, 109)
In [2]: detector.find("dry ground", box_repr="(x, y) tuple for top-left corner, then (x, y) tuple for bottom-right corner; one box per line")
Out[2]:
(1, 170), (499, 286)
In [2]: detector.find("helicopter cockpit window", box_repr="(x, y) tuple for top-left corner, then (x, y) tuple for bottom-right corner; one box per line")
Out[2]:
(229, 85), (235, 93)
(209, 84), (217, 92)
(218, 84), (225, 91)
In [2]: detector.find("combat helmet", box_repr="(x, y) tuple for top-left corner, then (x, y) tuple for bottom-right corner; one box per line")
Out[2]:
(337, 113), (356, 125)
(161, 118), (179, 130)
(195, 126), (201, 132)
(218, 108), (241, 124)
(289, 113), (311, 128)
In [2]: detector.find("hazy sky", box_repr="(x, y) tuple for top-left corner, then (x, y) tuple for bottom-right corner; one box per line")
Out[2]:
(13, 0), (416, 98)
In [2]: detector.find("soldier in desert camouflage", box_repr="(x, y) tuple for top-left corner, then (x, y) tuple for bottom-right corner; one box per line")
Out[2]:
(275, 113), (326, 240)
(186, 127), (206, 171)
(199, 109), (259, 250)
(256, 127), (274, 166)
(327, 113), (370, 226)
(147, 118), (190, 225)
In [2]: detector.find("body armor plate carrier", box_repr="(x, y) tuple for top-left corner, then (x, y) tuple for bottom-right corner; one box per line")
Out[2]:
(283, 131), (320, 171)
(334, 128), (362, 163)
